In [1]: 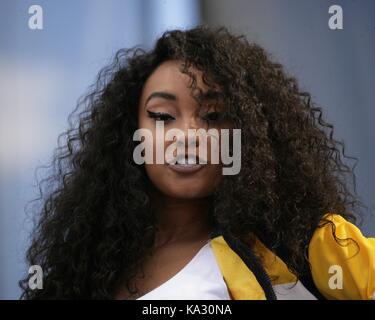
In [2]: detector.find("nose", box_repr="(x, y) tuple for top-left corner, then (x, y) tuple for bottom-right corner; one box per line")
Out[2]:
(180, 117), (201, 150)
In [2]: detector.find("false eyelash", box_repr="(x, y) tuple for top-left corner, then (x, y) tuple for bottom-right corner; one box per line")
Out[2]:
(147, 111), (175, 121)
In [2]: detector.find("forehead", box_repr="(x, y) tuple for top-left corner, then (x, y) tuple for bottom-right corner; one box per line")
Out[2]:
(140, 60), (207, 99)
(140, 60), (222, 107)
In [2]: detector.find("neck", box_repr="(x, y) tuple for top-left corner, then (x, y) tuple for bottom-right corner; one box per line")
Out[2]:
(150, 188), (214, 248)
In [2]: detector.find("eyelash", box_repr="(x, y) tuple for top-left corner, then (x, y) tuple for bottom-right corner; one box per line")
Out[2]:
(147, 111), (175, 122)
(147, 111), (223, 123)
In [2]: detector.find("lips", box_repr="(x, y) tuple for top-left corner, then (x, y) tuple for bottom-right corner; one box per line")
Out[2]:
(167, 163), (205, 174)
(166, 153), (207, 174)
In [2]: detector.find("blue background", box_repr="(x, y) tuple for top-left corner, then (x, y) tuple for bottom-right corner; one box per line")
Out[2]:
(0, 0), (374, 299)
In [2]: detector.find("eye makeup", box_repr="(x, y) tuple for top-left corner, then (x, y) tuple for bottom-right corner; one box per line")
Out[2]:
(147, 110), (175, 122)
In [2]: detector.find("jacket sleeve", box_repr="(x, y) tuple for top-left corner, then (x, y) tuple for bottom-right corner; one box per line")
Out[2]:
(308, 213), (375, 299)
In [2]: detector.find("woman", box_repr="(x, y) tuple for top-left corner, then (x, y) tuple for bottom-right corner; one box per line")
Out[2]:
(20, 26), (375, 300)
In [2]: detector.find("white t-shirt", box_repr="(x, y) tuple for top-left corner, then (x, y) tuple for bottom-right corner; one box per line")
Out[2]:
(137, 240), (231, 300)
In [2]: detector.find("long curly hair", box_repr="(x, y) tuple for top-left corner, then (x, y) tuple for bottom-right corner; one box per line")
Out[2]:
(20, 25), (364, 299)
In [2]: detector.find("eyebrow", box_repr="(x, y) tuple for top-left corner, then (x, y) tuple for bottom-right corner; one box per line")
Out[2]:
(145, 91), (177, 106)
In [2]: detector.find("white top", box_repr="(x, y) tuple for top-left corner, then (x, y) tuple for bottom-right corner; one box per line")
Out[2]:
(137, 240), (231, 300)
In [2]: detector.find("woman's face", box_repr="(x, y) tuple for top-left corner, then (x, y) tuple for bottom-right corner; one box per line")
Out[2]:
(138, 59), (230, 199)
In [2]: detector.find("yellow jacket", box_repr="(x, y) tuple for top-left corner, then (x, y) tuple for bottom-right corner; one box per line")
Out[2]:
(210, 213), (375, 300)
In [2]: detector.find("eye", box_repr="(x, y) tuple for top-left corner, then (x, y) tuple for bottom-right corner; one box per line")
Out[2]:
(202, 111), (222, 122)
(147, 111), (175, 122)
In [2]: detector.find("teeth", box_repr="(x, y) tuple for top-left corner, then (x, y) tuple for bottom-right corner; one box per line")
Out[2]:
(187, 157), (197, 165)
(176, 155), (197, 165)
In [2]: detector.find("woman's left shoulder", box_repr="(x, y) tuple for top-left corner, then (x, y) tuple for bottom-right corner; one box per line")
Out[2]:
(308, 212), (375, 299)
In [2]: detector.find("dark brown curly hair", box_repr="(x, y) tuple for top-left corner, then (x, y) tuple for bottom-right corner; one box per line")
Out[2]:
(19, 25), (363, 299)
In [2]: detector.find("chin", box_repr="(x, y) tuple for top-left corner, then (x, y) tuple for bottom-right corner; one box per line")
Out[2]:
(161, 185), (213, 200)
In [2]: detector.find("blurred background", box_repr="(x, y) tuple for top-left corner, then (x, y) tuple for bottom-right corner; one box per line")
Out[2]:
(0, 0), (374, 299)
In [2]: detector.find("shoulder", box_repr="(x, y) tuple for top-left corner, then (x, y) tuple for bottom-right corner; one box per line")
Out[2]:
(308, 212), (375, 299)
